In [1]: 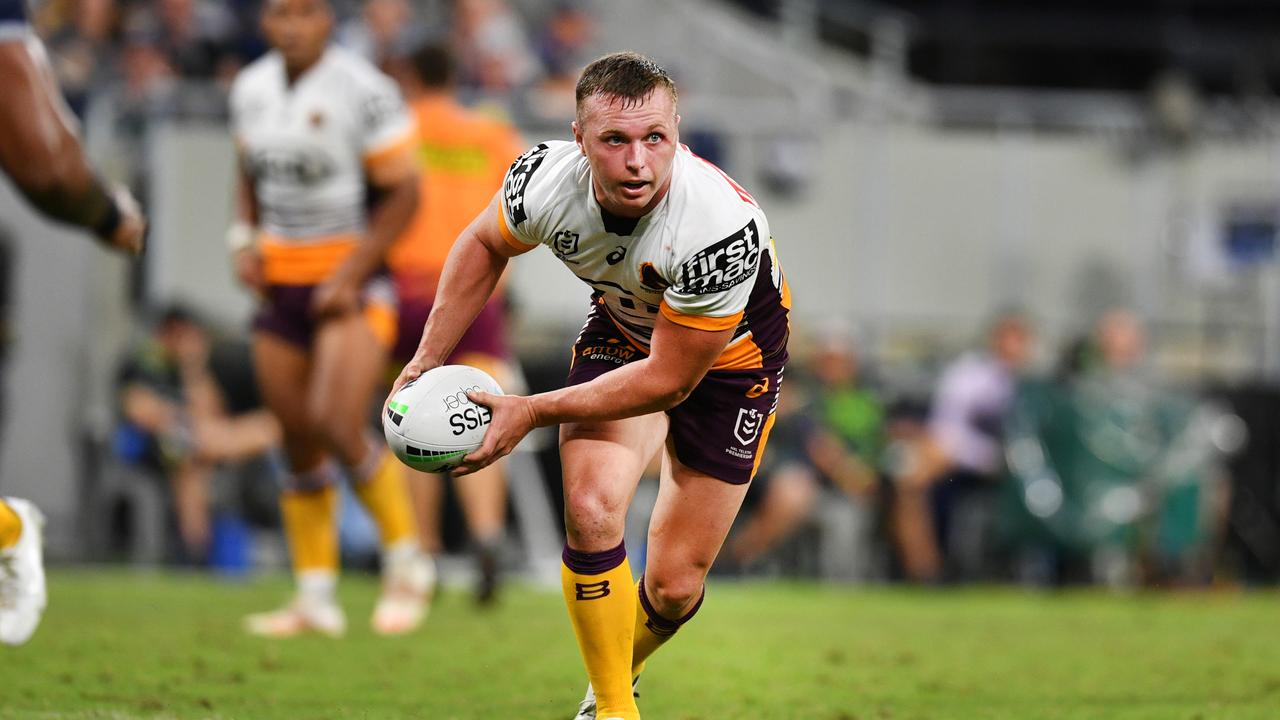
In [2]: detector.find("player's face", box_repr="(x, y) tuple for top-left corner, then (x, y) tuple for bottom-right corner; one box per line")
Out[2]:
(262, 0), (332, 72)
(573, 89), (679, 218)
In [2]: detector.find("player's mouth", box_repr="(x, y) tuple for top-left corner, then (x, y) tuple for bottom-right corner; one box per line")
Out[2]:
(619, 180), (649, 198)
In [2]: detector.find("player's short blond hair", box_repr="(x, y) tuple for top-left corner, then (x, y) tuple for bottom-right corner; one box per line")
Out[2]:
(575, 51), (678, 119)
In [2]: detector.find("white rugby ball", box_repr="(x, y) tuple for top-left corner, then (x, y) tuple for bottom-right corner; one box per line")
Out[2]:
(383, 364), (504, 473)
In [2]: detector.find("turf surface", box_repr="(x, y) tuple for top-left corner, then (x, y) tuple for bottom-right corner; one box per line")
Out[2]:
(1, 570), (1278, 719)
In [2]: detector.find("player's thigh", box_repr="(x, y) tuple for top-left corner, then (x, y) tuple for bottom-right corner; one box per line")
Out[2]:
(252, 331), (322, 465)
(310, 312), (388, 422)
(559, 412), (668, 548)
(645, 445), (752, 585)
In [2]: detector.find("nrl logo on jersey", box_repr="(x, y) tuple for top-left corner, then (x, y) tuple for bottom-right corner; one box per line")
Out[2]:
(504, 143), (551, 227)
(552, 230), (580, 258)
(678, 219), (762, 294)
(733, 407), (762, 446)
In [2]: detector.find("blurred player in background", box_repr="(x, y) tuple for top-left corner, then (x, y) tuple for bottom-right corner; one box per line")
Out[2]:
(0, 0), (146, 646)
(228, 0), (430, 637)
(390, 52), (791, 719)
(388, 42), (524, 605)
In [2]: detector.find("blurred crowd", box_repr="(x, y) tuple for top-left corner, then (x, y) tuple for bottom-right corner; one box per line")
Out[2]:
(35, 0), (594, 122)
(98, 300), (1279, 591)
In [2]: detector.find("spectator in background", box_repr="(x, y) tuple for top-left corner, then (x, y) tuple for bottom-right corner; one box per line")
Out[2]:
(527, 1), (592, 120)
(337, 0), (423, 69)
(452, 0), (541, 98)
(36, 0), (119, 117)
(726, 331), (884, 577)
(893, 312), (1033, 583)
(387, 42), (525, 604)
(115, 306), (280, 562)
(152, 0), (237, 79)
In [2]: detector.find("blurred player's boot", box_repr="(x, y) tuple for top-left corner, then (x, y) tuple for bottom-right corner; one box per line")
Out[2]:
(371, 543), (435, 635)
(0, 498), (47, 646)
(572, 676), (640, 720)
(244, 589), (347, 638)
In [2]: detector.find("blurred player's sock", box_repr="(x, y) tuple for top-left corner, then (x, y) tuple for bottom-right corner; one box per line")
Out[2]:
(631, 575), (704, 677)
(349, 440), (417, 546)
(280, 477), (340, 575)
(371, 540), (435, 635)
(0, 499), (21, 549)
(0, 498), (47, 646)
(562, 542), (639, 720)
(245, 467), (344, 638)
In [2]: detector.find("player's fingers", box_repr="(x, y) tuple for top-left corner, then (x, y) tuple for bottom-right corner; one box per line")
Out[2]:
(466, 390), (495, 408)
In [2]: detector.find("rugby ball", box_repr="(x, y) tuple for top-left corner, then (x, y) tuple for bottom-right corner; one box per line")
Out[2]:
(383, 365), (504, 472)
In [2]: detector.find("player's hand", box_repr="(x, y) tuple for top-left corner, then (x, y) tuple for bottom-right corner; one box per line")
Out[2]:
(311, 276), (360, 318)
(384, 355), (439, 413)
(106, 185), (146, 255)
(232, 247), (266, 297)
(452, 390), (537, 476)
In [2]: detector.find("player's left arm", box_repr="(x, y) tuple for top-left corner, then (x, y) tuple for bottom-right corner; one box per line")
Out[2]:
(454, 312), (734, 475)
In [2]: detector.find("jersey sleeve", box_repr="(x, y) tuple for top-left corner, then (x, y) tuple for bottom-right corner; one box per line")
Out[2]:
(497, 142), (554, 252)
(356, 74), (416, 173)
(227, 72), (253, 144)
(659, 216), (765, 331)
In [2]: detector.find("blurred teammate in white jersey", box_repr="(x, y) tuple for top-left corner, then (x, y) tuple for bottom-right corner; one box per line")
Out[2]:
(229, 0), (431, 637)
(0, 0), (146, 646)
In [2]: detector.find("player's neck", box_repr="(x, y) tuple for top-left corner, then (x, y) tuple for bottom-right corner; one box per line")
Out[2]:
(282, 48), (327, 85)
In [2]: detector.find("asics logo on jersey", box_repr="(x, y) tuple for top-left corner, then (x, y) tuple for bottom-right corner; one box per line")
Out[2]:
(246, 148), (335, 186)
(504, 143), (551, 226)
(678, 219), (762, 294)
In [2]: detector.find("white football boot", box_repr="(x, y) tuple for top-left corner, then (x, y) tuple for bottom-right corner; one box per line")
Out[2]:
(573, 675), (640, 720)
(0, 498), (47, 646)
(371, 546), (435, 635)
(244, 593), (347, 638)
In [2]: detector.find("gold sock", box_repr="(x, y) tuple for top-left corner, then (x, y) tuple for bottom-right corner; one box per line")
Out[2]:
(352, 448), (417, 547)
(280, 486), (339, 574)
(562, 543), (639, 720)
(632, 575), (705, 678)
(0, 500), (21, 550)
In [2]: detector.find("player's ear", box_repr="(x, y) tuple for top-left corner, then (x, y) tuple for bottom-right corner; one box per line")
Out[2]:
(571, 120), (585, 155)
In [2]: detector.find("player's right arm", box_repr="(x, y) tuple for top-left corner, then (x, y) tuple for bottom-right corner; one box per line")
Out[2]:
(387, 193), (530, 402)
(228, 155), (264, 295)
(0, 39), (144, 254)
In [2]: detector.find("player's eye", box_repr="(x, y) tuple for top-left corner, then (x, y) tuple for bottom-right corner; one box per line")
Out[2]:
(604, 135), (624, 145)
(647, 133), (664, 143)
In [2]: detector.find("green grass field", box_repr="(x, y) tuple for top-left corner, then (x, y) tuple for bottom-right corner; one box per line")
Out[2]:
(2, 570), (1279, 719)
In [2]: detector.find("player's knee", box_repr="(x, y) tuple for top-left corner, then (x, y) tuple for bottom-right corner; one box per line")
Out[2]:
(563, 491), (626, 546)
(647, 572), (705, 616)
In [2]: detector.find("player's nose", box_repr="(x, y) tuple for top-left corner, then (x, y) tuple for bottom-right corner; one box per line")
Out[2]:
(624, 142), (645, 171)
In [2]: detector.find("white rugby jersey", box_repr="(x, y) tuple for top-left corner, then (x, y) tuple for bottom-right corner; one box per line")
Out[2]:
(498, 141), (790, 370)
(229, 46), (414, 282)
